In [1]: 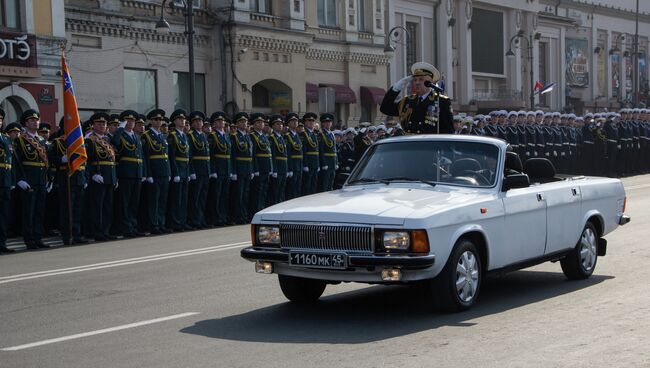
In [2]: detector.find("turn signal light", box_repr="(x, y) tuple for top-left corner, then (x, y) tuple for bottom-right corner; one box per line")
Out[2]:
(411, 230), (429, 253)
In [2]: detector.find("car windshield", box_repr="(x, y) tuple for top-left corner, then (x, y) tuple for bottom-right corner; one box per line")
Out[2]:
(347, 140), (500, 188)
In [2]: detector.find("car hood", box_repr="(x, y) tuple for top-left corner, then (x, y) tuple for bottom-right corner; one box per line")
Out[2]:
(256, 184), (488, 226)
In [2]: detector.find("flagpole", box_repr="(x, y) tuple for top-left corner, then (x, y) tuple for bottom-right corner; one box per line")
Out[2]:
(66, 152), (73, 245)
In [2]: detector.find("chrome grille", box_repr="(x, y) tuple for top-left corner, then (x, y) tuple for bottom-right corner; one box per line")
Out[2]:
(280, 224), (373, 253)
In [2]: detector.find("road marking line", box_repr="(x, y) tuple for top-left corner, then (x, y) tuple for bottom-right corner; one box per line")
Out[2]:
(0, 312), (200, 351)
(0, 241), (249, 281)
(0, 243), (249, 285)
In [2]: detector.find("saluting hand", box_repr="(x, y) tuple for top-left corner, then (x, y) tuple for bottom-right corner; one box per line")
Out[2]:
(392, 75), (413, 92)
(17, 180), (31, 191)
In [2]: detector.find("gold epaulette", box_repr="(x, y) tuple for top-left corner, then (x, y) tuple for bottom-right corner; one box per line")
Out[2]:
(437, 93), (450, 99)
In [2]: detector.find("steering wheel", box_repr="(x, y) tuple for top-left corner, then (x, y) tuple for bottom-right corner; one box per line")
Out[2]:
(459, 170), (491, 185)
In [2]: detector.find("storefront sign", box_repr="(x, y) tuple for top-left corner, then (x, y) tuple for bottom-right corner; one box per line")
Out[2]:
(39, 87), (53, 104)
(0, 65), (41, 78)
(0, 32), (38, 68)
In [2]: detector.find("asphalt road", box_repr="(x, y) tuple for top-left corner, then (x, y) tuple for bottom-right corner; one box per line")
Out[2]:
(1, 175), (649, 368)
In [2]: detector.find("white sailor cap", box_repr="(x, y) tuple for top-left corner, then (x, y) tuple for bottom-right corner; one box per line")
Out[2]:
(344, 127), (356, 135)
(410, 61), (441, 81)
(535, 110), (544, 115)
(333, 129), (342, 136)
(552, 112), (561, 117)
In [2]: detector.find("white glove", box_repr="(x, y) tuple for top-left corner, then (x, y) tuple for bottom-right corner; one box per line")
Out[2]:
(173, 176), (181, 183)
(392, 75), (412, 92)
(168, 177), (171, 182)
(46, 182), (54, 193)
(303, 166), (309, 172)
(17, 180), (31, 191)
(335, 165), (339, 170)
(114, 181), (119, 189)
(92, 174), (104, 184)
(345, 166), (351, 171)
(189, 174), (197, 181)
(317, 167), (321, 172)
(61, 155), (68, 163)
(230, 174), (237, 181)
(141, 177), (147, 183)
(617, 145), (622, 150)
(288, 171), (293, 178)
(146, 177), (154, 183)
(253, 172), (260, 177)
(119, 121), (127, 129)
(210, 173), (218, 179)
(271, 172), (278, 178)
(84, 183), (88, 189)
(322, 165), (329, 171)
(10, 186), (15, 190)
(250, 173), (255, 180)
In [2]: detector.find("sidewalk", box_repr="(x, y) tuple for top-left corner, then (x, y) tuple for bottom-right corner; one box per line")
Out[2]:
(4, 237), (65, 252)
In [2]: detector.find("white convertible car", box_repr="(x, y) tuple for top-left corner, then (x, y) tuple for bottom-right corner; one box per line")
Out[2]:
(241, 135), (630, 311)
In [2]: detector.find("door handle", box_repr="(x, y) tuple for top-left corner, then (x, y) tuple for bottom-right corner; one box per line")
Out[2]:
(571, 188), (579, 196)
(537, 193), (544, 201)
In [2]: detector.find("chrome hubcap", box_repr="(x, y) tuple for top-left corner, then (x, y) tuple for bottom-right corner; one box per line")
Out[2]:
(456, 251), (479, 302)
(580, 227), (597, 272)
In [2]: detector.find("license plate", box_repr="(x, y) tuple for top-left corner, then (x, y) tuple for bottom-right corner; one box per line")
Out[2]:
(289, 252), (347, 269)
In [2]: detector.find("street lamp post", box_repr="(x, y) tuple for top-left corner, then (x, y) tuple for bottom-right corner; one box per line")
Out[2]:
(384, 26), (409, 86)
(156, 0), (196, 111)
(506, 30), (541, 109)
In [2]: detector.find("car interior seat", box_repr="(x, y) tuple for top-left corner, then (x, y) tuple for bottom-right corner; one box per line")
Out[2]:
(524, 158), (558, 184)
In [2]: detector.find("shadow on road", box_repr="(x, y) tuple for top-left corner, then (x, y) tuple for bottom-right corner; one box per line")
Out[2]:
(180, 270), (613, 344)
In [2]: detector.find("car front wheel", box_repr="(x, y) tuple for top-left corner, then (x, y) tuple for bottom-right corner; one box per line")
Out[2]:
(431, 238), (482, 312)
(561, 222), (598, 280)
(278, 275), (326, 303)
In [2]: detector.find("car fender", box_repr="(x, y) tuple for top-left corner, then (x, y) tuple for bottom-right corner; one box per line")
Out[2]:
(448, 223), (491, 267)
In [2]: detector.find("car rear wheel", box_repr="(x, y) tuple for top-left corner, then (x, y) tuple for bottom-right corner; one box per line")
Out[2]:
(561, 222), (598, 280)
(278, 275), (327, 303)
(431, 238), (482, 312)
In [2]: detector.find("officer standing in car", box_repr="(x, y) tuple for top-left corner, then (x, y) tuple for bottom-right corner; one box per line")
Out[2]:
(380, 61), (453, 134)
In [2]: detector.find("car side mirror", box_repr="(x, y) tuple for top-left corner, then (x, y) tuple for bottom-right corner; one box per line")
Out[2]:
(502, 174), (530, 191)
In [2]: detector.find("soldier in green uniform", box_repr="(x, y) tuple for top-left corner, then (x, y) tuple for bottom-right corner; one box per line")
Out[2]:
(187, 111), (211, 229)
(380, 61), (453, 134)
(166, 109), (191, 231)
(230, 112), (254, 224)
(86, 113), (118, 241)
(107, 114), (120, 140)
(142, 109), (172, 234)
(51, 117), (89, 246)
(300, 112), (319, 195)
(284, 112), (302, 200)
(249, 113), (273, 214)
(318, 113), (338, 192)
(268, 114), (288, 205)
(207, 111), (231, 226)
(14, 110), (49, 249)
(0, 109), (15, 252)
(111, 110), (145, 237)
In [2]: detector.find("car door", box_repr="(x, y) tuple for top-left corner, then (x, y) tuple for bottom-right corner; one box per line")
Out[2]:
(499, 187), (547, 268)
(542, 182), (582, 254)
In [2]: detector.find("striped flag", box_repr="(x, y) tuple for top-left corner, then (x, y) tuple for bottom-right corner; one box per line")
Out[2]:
(61, 53), (87, 175)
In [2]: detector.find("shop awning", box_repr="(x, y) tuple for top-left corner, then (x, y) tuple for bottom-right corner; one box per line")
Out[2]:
(360, 86), (386, 105)
(306, 83), (319, 103)
(319, 83), (357, 104)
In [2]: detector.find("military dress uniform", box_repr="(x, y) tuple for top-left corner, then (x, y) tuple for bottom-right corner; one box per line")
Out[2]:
(268, 118), (288, 206)
(111, 110), (145, 237)
(142, 109), (171, 234)
(51, 132), (88, 245)
(187, 111), (211, 228)
(0, 118), (14, 252)
(230, 112), (254, 224)
(379, 62), (453, 134)
(250, 113), (273, 215)
(14, 110), (49, 249)
(318, 117), (337, 192)
(86, 113), (118, 241)
(604, 119), (620, 177)
(284, 113), (303, 200)
(167, 110), (191, 231)
(207, 112), (231, 226)
(300, 113), (320, 196)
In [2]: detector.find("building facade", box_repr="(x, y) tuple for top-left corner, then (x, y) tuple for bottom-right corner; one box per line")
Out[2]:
(386, 0), (650, 115)
(0, 0), (65, 127)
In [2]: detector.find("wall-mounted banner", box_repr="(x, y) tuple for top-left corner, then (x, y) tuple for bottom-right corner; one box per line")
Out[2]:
(566, 38), (589, 87)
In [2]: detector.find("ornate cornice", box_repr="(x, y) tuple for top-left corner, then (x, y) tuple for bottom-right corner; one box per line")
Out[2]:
(307, 48), (390, 65)
(65, 17), (210, 47)
(236, 34), (310, 53)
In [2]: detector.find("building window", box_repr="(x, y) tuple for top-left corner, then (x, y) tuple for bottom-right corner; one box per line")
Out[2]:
(171, 0), (201, 8)
(250, 0), (271, 14)
(124, 68), (157, 114)
(357, 0), (368, 32)
(406, 22), (418, 71)
(539, 42), (548, 106)
(318, 0), (338, 27)
(471, 8), (504, 75)
(173, 72), (206, 112)
(0, 0), (21, 29)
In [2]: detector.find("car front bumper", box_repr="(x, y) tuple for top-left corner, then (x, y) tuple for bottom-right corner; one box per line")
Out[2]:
(240, 247), (435, 269)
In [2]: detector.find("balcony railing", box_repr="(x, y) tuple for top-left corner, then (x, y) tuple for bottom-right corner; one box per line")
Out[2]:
(473, 89), (523, 101)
